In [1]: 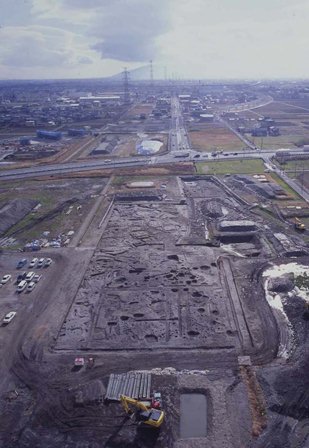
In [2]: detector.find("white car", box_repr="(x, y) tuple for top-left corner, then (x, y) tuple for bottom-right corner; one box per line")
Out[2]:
(44, 258), (52, 267)
(17, 280), (27, 293)
(33, 274), (42, 283)
(37, 258), (45, 268)
(1, 274), (12, 284)
(3, 311), (16, 324)
(27, 282), (36, 292)
(29, 258), (38, 268)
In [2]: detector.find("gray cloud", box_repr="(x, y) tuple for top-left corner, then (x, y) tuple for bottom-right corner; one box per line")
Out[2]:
(63, 0), (171, 62)
(92, 33), (158, 63)
(62, 0), (106, 8)
(3, 47), (69, 67)
(78, 56), (93, 64)
(0, 0), (32, 26)
(0, 26), (74, 68)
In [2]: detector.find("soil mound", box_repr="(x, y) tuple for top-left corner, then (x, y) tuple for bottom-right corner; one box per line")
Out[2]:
(268, 274), (294, 293)
(0, 198), (38, 236)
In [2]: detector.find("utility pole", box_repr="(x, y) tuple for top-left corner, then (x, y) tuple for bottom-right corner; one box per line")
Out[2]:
(123, 67), (130, 105)
(302, 166), (305, 192)
(150, 59), (154, 90)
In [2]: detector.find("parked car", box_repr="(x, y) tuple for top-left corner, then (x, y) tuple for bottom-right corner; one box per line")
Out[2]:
(16, 272), (27, 284)
(33, 274), (42, 283)
(27, 282), (36, 292)
(37, 258), (45, 268)
(16, 259), (27, 269)
(25, 272), (35, 282)
(16, 280), (27, 293)
(3, 311), (16, 324)
(1, 275), (12, 284)
(29, 258), (38, 268)
(44, 258), (52, 267)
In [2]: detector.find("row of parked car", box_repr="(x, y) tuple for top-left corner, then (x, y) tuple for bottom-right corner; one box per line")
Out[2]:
(1, 257), (54, 325)
(16, 272), (42, 293)
(16, 257), (52, 270)
(0, 258), (52, 289)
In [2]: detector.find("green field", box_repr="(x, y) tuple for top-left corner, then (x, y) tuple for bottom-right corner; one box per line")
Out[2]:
(195, 158), (265, 175)
(277, 159), (309, 172)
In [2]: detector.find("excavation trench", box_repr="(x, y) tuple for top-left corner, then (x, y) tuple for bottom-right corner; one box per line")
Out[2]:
(180, 393), (208, 438)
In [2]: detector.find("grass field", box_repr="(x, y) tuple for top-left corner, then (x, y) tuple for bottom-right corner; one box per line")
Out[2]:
(195, 158), (265, 175)
(278, 159), (309, 172)
(189, 124), (244, 152)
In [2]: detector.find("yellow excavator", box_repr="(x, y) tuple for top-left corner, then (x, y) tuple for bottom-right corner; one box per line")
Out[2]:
(294, 217), (306, 231)
(120, 394), (164, 428)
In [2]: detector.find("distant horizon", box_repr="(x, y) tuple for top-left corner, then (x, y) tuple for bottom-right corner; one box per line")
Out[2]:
(1, 74), (309, 83)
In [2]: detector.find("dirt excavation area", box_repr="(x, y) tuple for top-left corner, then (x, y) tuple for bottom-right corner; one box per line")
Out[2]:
(0, 175), (309, 447)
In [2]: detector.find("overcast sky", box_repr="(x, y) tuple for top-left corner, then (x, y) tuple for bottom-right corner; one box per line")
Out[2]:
(1, 0), (309, 80)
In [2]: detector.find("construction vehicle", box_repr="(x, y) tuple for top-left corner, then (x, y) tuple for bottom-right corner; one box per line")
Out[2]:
(294, 217), (306, 231)
(120, 394), (164, 428)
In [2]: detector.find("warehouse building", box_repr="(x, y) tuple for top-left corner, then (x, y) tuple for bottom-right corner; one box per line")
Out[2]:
(36, 130), (62, 140)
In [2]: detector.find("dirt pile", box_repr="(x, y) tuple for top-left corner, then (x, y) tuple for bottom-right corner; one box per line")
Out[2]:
(240, 365), (267, 437)
(0, 198), (38, 236)
(268, 274), (295, 293)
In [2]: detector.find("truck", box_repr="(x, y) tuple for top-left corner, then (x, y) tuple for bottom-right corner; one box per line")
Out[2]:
(173, 152), (189, 158)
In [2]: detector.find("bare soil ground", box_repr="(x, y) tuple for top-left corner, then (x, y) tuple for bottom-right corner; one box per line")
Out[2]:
(113, 135), (138, 157)
(124, 104), (155, 118)
(113, 133), (168, 158)
(0, 177), (108, 246)
(249, 101), (309, 149)
(0, 173), (308, 448)
(189, 125), (244, 152)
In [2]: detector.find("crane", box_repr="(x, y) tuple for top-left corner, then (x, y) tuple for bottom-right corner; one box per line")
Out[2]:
(120, 394), (164, 428)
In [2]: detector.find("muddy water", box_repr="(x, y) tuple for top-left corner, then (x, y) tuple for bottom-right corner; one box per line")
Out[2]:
(180, 393), (207, 438)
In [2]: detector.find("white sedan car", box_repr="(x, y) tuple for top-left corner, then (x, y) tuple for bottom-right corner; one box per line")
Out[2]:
(1, 274), (12, 285)
(3, 311), (16, 324)
(27, 282), (36, 292)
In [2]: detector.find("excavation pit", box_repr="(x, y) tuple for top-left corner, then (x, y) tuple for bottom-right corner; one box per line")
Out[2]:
(180, 393), (208, 438)
(55, 177), (279, 357)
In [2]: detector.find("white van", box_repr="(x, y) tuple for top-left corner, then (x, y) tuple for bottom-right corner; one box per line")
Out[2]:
(17, 280), (27, 293)
(25, 271), (35, 282)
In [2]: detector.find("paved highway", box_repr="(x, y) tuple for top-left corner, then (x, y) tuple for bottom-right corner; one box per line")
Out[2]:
(0, 148), (307, 180)
(169, 96), (191, 153)
(1, 148), (309, 206)
(0, 157), (152, 179)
